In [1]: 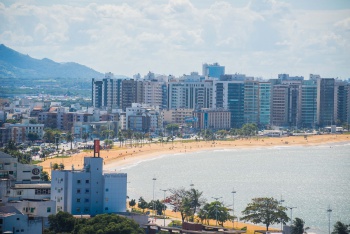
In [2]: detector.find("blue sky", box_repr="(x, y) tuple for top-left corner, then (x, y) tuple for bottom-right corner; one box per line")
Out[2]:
(1, 0), (349, 79)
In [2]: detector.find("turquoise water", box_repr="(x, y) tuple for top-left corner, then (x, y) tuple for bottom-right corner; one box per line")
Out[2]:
(111, 142), (350, 233)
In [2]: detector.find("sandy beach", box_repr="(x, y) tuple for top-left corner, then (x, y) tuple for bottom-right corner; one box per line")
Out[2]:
(39, 134), (350, 233)
(39, 134), (350, 175)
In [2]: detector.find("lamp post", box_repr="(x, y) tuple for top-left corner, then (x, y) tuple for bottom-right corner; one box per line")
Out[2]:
(212, 196), (222, 226)
(160, 189), (168, 226)
(55, 134), (59, 150)
(152, 177), (157, 218)
(288, 207), (297, 226)
(327, 206), (332, 234)
(279, 196), (285, 231)
(231, 188), (236, 228)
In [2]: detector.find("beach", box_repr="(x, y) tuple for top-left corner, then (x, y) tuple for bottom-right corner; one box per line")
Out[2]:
(39, 134), (350, 175)
(39, 134), (350, 233)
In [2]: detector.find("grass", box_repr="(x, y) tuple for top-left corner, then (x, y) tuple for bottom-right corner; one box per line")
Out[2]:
(31, 160), (42, 164)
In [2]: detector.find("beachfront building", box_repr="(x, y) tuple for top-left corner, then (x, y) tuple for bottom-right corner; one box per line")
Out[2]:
(194, 109), (231, 130)
(50, 155), (127, 216)
(167, 80), (213, 110)
(244, 80), (259, 124)
(258, 82), (271, 127)
(317, 78), (335, 126)
(163, 108), (194, 126)
(298, 79), (317, 128)
(271, 83), (289, 127)
(334, 80), (350, 126)
(213, 80), (245, 128)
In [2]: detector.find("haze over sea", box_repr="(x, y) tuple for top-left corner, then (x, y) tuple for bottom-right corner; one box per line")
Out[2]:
(110, 142), (350, 234)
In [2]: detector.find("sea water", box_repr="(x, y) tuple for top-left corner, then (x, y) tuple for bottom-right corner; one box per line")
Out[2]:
(109, 142), (350, 234)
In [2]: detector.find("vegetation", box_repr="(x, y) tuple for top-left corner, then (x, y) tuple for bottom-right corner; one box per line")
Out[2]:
(138, 197), (148, 213)
(241, 197), (289, 231)
(291, 218), (309, 234)
(46, 211), (144, 234)
(0, 140), (31, 164)
(332, 221), (350, 234)
(167, 187), (206, 222)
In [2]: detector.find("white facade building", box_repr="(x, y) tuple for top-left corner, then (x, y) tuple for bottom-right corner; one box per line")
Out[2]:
(51, 156), (127, 216)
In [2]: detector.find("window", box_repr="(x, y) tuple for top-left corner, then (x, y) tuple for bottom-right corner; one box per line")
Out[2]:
(77, 198), (81, 203)
(105, 188), (109, 192)
(85, 189), (89, 194)
(76, 207), (81, 212)
(84, 198), (89, 203)
(85, 180), (89, 184)
(9, 171), (13, 175)
(105, 207), (109, 211)
(77, 189), (81, 194)
(84, 207), (89, 212)
(47, 207), (51, 213)
(77, 180), (81, 184)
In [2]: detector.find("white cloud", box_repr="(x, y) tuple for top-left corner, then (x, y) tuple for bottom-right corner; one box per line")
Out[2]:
(0, 0), (349, 79)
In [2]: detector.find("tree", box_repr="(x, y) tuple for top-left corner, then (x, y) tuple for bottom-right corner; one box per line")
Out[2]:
(27, 132), (39, 142)
(241, 197), (289, 231)
(52, 163), (59, 170)
(138, 197), (148, 213)
(129, 199), (136, 211)
(167, 187), (191, 222)
(41, 171), (50, 181)
(82, 132), (89, 143)
(292, 218), (309, 234)
(149, 200), (166, 215)
(188, 188), (205, 221)
(166, 124), (179, 135)
(65, 132), (74, 150)
(167, 187), (205, 222)
(48, 211), (75, 233)
(332, 221), (350, 234)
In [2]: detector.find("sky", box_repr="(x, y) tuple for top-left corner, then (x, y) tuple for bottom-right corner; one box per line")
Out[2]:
(1, 0), (350, 79)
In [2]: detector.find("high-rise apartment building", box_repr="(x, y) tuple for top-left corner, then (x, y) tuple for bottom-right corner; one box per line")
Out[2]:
(92, 74), (143, 111)
(334, 80), (350, 125)
(258, 82), (271, 126)
(213, 80), (245, 128)
(244, 80), (259, 124)
(202, 63), (225, 79)
(317, 78), (335, 126)
(168, 81), (213, 110)
(299, 79), (317, 128)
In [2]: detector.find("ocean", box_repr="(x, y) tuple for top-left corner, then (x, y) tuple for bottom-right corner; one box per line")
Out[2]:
(108, 142), (350, 234)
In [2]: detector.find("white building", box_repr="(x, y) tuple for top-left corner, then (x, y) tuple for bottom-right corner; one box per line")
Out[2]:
(0, 206), (42, 234)
(51, 156), (127, 216)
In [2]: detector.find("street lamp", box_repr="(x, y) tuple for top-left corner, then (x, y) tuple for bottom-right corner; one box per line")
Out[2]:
(55, 134), (59, 150)
(288, 207), (297, 226)
(160, 189), (168, 226)
(231, 188), (236, 228)
(152, 177), (157, 218)
(279, 196), (285, 231)
(327, 206), (332, 234)
(212, 196), (222, 226)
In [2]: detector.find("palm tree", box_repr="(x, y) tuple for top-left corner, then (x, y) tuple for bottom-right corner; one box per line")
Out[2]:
(188, 188), (205, 222)
(65, 132), (74, 150)
(332, 221), (349, 234)
(82, 132), (89, 147)
(292, 218), (309, 234)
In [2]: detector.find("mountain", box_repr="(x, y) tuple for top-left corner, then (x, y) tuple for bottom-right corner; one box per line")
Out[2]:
(0, 44), (104, 79)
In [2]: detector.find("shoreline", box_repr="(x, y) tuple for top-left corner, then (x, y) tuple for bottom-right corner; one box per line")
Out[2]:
(38, 134), (350, 233)
(39, 134), (350, 174)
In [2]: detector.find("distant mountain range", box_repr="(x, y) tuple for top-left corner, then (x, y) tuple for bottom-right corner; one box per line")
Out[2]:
(0, 44), (105, 79)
